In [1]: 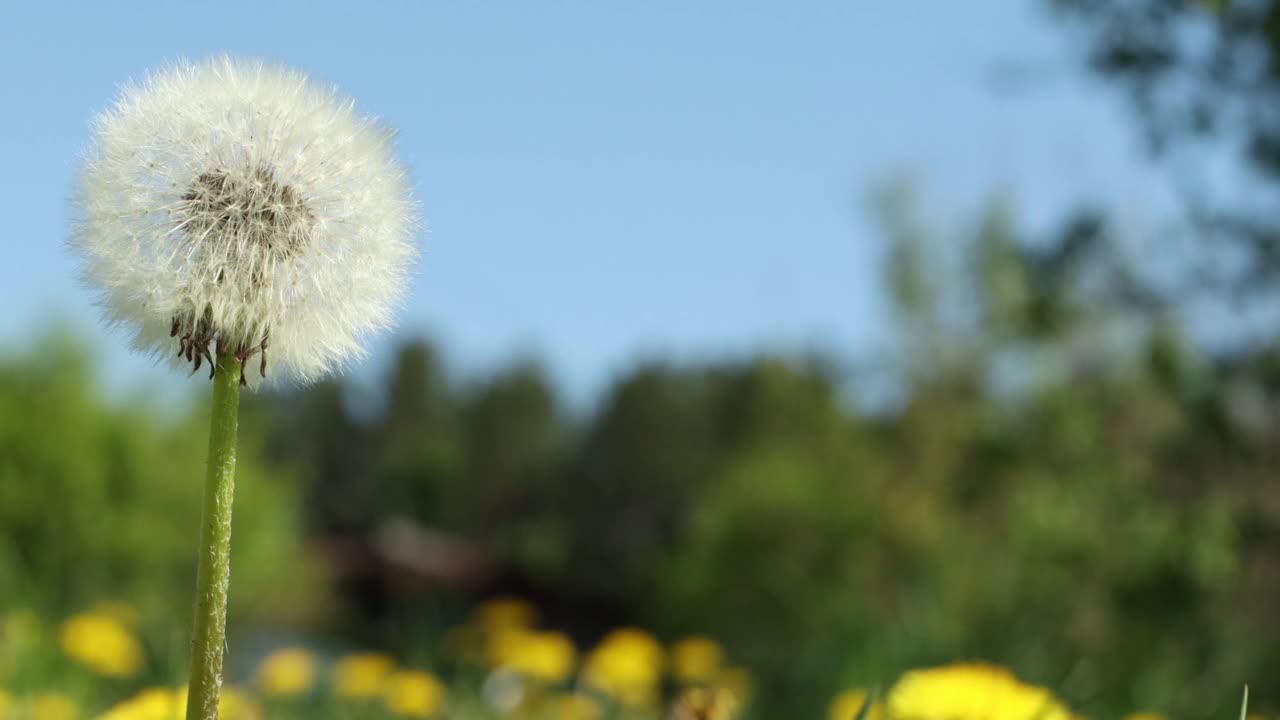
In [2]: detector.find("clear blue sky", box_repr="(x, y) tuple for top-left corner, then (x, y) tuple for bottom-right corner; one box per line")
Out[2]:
(0, 1), (1174, 402)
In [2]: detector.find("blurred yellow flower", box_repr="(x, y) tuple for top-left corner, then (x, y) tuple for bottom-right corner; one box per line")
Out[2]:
(553, 693), (602, 720)
(669, 636), (724, 684)
(255, 648), (316, 697)
(332, 653), (397, 699)
(494, 630), (577, 683)
(99, 686), (259, 720)
(59, 612), (144, 678)
(475, 597), (538, 630)
(98, 687), (179, 720)
(584, 629), (664, 706)
(0, 688), (12, 716)
(384, 671), (447, 718)
(1122, 714), (1168, 720)
(485, 627), (528, 668)
(830, 688), (883, 720)
(671, 687), (739, 720)
(886, 663), (1074, 720)
(31, 692), (78, 720)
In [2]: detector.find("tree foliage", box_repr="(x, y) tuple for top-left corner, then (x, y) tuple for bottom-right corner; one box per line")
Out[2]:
(1055, 0), (1280, 298)
(0, 335), (320, 629)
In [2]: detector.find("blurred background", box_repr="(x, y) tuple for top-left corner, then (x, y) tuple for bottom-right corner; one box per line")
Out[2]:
(4, 1), (1280, 718)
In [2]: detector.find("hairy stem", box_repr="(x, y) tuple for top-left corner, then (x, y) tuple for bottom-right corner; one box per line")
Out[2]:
(186, 350), (242, 720)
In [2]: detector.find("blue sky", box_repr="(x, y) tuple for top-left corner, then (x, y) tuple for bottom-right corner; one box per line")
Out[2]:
(0, 1), (1175, 402)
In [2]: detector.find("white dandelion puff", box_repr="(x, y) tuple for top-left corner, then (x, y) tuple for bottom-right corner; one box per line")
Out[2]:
(71, 56), (418, 385)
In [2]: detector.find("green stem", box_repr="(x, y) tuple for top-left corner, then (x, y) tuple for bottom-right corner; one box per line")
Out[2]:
(186, 350), (242, 720)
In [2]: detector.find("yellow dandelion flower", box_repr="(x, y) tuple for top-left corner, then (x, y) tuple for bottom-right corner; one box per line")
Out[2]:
(384, 671), (447, 718)
(886, 663), (1074, 720)
(495, 630), (577, 684)
(553, 693), (602, 720)
(475, 597), (538, 630)
(255, 648), (316, 697)
(100, 686), (258, 720)
(584, 629), (664, 706)
(59, 612), (144, 678)
(671, 687), (739, 720)
(485, 626), (529, 668)
(669, 636), (724, 684)
(332, 653), (397, 699)
(98, 687), (179, 720)
(31, 692), (78, 720)
(830, 688), (883, 720)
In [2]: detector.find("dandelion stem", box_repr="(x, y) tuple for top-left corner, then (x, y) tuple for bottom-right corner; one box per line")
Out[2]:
(186, 349), (242, 720)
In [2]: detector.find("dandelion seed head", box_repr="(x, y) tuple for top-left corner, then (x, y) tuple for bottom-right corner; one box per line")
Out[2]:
(71, 56), (419, 385)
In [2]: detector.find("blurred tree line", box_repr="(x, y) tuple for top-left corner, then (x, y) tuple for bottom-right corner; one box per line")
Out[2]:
(6, 183), (1280, 716)
(243, 181), (1279, 718)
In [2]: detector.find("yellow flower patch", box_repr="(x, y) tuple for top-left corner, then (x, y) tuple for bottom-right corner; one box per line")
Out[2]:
(58, 612), (143, 679)
(255, 648), (316, 697)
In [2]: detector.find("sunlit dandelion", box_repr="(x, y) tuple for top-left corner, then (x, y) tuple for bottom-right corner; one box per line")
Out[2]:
(885, 663), (1074, 720)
